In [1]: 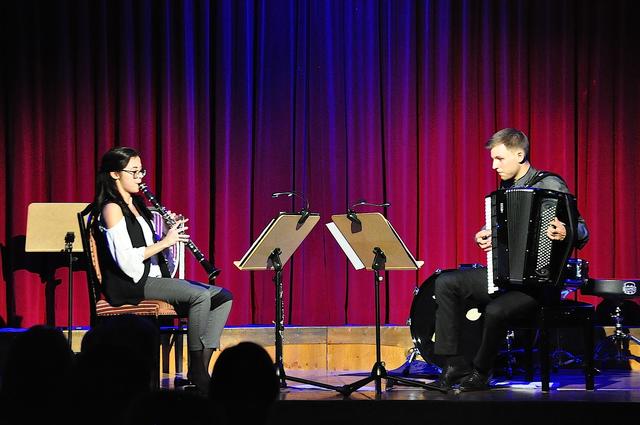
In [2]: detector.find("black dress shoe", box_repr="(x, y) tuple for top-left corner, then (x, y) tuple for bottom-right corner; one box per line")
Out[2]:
(458, 369), (491, 392)
(437, 364), (473, 390)
(175, 376), (196, 389)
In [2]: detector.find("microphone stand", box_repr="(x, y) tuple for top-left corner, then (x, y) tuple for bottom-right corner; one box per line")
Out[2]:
(336, 201), (445, 396)
(269, 248), (348, 394)
(63, 231), (76, 349)
(268, 192), (348, 394)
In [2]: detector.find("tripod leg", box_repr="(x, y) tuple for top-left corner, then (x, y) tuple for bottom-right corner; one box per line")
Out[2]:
(619, 333), (640, 363)
(386, 375), (446, 393)
(628, 334), (640, 345)
(340, 367), (380, 396)
(341, 362), (447, 396)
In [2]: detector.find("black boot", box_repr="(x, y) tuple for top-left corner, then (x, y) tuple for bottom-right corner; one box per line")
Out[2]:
(188, 350), (211, 395)
(202, 347), (215, 372)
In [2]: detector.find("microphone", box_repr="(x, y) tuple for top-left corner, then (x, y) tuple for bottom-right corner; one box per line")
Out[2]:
(271, 191), (311, 225)
(349, 200), (391, 209)
(271, 191), (298, 199)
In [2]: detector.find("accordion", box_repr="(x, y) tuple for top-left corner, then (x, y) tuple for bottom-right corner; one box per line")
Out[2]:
(485, 188), (578, 293)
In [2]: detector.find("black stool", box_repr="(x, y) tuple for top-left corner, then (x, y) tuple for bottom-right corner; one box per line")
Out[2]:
(507, 300), (595, 392)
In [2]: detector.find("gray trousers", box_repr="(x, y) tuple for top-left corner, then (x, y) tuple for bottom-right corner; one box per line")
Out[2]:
(144, 277), (232, 351)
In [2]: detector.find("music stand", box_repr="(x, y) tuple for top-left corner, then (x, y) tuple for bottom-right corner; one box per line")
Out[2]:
(235, 212), (348, 394)
(25, 203), (89, 349)
(327, 212), (446, 395)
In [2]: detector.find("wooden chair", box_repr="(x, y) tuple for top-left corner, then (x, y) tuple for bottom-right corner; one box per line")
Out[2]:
(77, 209), (186, 388)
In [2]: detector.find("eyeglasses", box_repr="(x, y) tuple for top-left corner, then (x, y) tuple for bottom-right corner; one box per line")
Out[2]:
(120, 169), (147, 179)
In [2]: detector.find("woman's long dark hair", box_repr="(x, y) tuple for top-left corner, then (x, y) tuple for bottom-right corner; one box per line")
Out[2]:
(90, 147), (152, 224)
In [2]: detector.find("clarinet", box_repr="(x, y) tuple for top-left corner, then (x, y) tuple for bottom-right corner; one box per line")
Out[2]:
(138, 183), (221, 281)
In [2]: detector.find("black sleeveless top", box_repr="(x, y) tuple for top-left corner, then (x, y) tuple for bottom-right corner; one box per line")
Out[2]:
(94, 204), (170, 306)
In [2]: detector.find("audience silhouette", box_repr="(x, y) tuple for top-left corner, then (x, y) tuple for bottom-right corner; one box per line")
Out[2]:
(69, 314), (159, 425)
(0, 325), (74, 425)
(0, 320), (284, 425)
(209, 341), (280, 424)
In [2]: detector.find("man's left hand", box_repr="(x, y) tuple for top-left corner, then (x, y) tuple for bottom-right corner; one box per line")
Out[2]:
(547, 217), (567, 241)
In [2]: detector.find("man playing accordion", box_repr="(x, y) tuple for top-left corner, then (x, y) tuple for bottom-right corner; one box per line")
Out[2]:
(434, 128), (589, 391)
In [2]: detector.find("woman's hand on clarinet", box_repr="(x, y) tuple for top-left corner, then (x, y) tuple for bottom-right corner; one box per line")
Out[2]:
(162, 215), (190, 247)
(475, 229), (492, 252)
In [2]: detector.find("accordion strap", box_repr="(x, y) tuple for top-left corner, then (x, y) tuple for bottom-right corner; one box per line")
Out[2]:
(526, 170), (565, 187)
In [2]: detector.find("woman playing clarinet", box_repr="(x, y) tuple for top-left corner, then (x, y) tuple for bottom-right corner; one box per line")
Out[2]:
(89, 146), (232, 394)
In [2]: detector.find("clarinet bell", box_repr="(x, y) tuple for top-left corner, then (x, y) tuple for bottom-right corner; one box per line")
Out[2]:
(209, 267), (222, 280)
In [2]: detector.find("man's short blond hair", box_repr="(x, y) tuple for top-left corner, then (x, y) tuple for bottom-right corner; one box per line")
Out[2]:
(485, 128), (529, 161)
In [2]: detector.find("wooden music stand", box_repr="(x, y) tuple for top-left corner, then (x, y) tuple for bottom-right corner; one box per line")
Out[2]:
(25, 203), (89, 348)
(235, 212), (347, 394)
(327, 212), (445, 395)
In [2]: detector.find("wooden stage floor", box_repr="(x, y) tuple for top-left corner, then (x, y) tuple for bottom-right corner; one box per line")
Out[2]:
(1, 324), (638, 424)
(162, 367), (640, 425)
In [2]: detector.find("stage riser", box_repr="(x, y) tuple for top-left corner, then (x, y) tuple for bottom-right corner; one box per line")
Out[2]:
(155, 325), (640, 374)
(178, 326), (413, 374)
(156, 325), (640, 374)
(60, 325), (413, 373)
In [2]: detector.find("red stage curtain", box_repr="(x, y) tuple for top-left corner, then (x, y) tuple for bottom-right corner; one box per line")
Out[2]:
(1, 0), (638, 328)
